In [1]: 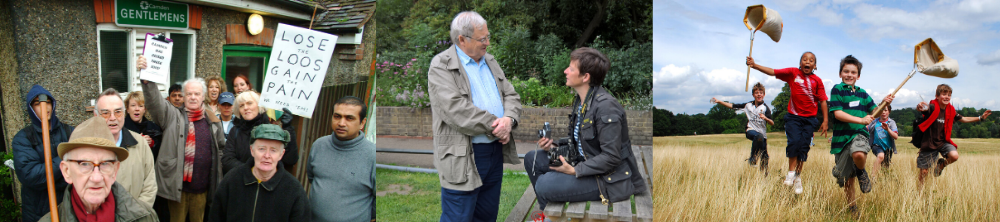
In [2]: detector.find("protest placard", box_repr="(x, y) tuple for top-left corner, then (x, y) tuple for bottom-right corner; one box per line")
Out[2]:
(260, 23), (338, 118)
(139, 33), (173, 84)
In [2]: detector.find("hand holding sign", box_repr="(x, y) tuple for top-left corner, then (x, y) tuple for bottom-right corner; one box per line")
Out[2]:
(260, 23), (338, 118)
(139, 33), (173, 84)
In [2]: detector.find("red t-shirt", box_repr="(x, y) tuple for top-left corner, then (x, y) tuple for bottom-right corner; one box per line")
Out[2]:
(774, 67), (827, 117)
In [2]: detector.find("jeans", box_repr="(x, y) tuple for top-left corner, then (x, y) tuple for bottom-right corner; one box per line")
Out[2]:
(524, 149), (602, 210)
(440, 141), (504, 222)
(745, 130), (769, 166)
(784, 114), (819, 162)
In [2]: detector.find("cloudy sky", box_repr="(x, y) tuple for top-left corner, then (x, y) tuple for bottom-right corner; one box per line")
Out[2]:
(654, 0), (1000, 115)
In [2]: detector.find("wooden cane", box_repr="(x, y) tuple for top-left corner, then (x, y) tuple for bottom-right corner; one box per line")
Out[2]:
(38, 95), (59, 221)
(871, 68), (917, 118)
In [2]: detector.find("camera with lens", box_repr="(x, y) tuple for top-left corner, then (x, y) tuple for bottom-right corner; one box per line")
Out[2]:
(537, 122), (583, 167)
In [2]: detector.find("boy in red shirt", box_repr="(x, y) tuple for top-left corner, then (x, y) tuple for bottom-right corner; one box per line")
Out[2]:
(746, 52), (829, 194)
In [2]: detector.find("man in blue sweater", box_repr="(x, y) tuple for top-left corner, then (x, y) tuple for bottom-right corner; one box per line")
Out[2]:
(308, 96), (376, 221)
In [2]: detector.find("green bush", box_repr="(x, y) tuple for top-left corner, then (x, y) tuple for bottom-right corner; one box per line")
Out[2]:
(1, 153), (20, 221)
(510, 77), (574, 108)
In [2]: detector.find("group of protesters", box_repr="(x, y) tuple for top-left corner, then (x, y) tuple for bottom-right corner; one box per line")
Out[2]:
(11, 56), (376, 222)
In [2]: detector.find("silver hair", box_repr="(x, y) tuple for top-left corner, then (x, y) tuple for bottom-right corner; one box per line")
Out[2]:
(182, 77), (208, 97)
(93, 88), (124, 116)
(450, 11), (487, 46)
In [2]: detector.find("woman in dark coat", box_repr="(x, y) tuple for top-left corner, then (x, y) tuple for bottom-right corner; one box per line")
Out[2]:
(221, 91), (298, 175)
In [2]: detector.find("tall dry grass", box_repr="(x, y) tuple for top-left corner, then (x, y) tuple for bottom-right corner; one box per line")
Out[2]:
(653, 133), (1000, 221)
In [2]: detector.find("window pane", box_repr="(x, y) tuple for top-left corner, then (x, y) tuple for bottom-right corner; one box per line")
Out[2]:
(225, 56), (265, 92)
(170, 33), (191, 84)
(99, 30), (129, 92)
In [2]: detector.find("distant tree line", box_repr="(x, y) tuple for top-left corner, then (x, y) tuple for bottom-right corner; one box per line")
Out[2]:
(654, 83), (999, 138)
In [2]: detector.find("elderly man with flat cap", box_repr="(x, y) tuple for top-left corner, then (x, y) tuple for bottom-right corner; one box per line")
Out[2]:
(209, 124), (309, 222)
(39, 116), (159, 222)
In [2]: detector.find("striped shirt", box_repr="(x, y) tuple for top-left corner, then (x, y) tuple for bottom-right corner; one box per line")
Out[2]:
(732, 101), (771, 138)
(455, 47), (504, 143)
(828, 83), (875, 154)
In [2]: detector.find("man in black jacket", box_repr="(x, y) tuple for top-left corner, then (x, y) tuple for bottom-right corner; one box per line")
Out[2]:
(525, 48), (648, 210)
(210, 124), (309, 222)
(12, 85), (75, 222)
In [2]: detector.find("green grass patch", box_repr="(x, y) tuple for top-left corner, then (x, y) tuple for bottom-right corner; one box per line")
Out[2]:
(376, 168), (531, 222)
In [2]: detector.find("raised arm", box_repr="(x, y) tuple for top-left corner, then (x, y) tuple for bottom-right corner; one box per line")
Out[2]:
(959, 110), (992, 123)
(747, 56), (776, 76)
(713, 97), (734, 109)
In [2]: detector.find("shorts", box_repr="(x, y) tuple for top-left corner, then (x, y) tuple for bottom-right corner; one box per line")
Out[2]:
(832, 134), (870, 186)
(917, 143), (957, 169)
(784, 114), (819, 161)
(872, 144), (885, 156)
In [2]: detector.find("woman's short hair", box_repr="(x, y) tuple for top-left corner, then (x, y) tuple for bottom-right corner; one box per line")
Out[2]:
(233, 91), (265, 119)
(570, 47), (610, 87)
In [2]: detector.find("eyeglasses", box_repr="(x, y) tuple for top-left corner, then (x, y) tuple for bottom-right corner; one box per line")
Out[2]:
(463, 34), (490, 44)
(99, 108), (126, 119)
(66, 159), (118, 175)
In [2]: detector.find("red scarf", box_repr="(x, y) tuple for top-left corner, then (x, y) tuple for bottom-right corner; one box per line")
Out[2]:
(184, 108), (205, 182)
(918, 99), (957, 148)
(70, 185), (116, 222)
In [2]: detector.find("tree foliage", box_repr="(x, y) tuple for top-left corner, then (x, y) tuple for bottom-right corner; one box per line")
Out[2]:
(375, 0), (652, 108)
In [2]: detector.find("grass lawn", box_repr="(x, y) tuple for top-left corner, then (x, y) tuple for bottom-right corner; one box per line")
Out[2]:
(655, 133), (1000, 221)
(376, 168), (531, 222)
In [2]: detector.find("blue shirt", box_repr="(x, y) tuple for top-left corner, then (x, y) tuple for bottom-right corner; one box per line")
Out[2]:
(456, 47), (504, 143)
(116, 131), (123, 147)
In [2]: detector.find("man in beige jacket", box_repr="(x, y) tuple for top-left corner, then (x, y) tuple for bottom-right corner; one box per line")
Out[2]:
(428, 11), (522, 222)
(93, 88), (157, 206)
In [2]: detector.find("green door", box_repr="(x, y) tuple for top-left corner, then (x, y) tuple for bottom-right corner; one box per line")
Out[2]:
(221, 45), (272, 93)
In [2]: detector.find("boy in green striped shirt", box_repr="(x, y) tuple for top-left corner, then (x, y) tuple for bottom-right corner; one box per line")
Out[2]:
(827, 55), (893, 215)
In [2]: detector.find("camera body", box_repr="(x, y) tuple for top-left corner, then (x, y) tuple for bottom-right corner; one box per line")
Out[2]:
(537, 122), (583, 167)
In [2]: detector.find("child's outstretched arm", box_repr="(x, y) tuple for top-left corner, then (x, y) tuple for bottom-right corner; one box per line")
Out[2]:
(746, 56), (776, 76)
(959, 110), (992, 123)
(713, 97), (735, 109)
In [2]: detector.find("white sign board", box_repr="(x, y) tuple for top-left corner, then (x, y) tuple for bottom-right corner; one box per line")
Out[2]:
(139, 33), (173, 84)
(260, 23), (338, 118)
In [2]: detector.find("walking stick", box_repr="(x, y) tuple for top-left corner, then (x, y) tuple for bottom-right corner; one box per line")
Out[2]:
(38, 94), (60, 221)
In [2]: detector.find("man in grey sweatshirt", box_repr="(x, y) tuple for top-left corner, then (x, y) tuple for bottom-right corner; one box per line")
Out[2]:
(308, 96), (376, 221)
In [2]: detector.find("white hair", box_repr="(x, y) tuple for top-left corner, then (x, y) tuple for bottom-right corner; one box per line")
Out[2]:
(450, 11), (487, 45)
(182, 77), (208, 96)
(233, 91), (265, 119)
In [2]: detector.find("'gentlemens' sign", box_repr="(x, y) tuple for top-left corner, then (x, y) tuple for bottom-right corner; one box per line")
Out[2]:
(260, 23), (338, 118)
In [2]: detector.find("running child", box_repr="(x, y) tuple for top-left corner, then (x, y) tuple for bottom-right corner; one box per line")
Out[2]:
(712, 82), (774, 172)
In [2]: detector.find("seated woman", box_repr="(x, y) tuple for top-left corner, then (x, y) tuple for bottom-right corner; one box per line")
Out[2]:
(524, 47), (648, 210)
(221, 91), (298, 175)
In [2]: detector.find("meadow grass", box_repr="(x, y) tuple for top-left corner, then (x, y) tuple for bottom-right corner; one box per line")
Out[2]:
(375, 168), (531, 222)
(653, 133), (1000, 221)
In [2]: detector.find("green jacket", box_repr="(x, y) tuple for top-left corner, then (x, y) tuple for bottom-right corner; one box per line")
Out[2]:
(38, 183), (158, 222)
(427, 45), (523, 191)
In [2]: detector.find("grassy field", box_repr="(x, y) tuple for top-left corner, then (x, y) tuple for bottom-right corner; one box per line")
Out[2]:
(375, 168), (531, 221)
(653, 133), (1000, 221)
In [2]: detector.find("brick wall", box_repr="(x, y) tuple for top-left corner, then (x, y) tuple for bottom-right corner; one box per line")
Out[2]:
(376, 107), (653, 145)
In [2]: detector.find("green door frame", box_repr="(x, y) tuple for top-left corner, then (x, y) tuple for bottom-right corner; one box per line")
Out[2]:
(221, 45), (272, 92)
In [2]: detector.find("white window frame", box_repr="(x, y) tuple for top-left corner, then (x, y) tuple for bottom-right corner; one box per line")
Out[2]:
(96, 23), (197, 98)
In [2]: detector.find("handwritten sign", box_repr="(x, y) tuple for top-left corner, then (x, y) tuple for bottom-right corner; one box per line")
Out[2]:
(139, 33), (173, 84)
(260, 23), (338, 118)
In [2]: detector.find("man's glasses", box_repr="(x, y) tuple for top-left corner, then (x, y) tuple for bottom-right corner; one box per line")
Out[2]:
(463, 34), (490, 44)
(99, 108), (126, 119)
(66, 159), (118, 175)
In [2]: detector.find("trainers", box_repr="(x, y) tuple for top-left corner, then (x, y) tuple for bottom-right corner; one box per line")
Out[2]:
(793, 177), (803, 194)
(848, 205), (859, 218)
(857, 168), (872, 193)
(784, 172), (795, 186)
(934, 158), (947, 177)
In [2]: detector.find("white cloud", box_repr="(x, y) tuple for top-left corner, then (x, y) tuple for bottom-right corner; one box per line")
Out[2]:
(653, 64), (698, 86)
(772, 0), (820, 11)
(976, 49), (1000, 66)
(810, 5), (844, 26)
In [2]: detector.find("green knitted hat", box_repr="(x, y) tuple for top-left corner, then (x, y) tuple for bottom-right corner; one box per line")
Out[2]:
(250, 124), (290, 145)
